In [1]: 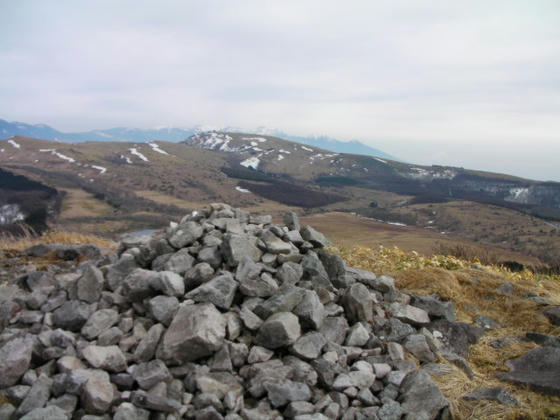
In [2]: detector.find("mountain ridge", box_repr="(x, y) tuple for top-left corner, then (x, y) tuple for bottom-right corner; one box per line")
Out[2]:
(0, 118), (395, 161)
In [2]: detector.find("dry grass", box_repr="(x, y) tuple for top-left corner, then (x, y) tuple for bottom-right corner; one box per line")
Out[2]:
(0, 230), (117, 253)
(332, 245), (560, 419)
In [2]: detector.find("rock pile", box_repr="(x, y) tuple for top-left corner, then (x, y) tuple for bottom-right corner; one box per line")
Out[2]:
(0, 203), (474, 419)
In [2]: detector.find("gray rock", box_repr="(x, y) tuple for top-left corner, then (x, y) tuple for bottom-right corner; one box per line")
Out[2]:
(131, 359), (172, 390)
(114, 402), (151, 420)
(411, 295), (456, 322)
(19, 406), (67, 420)
(398, 371), (449, 420)
(55, 244), (102, 260)
(198, 246), (223, 269)
(390, 303), (430, 326)
(497, 346), (560, 396)
(106, 254), (138, 291)
(404, 334), (435, 362)
(291, 332), (327, 360)
(441, 350), (474, 379)
(148, 295), (179, 326)
(284, 230), (304, 246)
(15, 374), (52, 416)
(122, 268), (158, 302)
(378, 400), (402, 420)
(342, 283), (374, 324)
(0, 403), (16, 420)
(0, 335), (34, 387)
(301, 251), (332, 289)
(185, 273), (238, 310)
(163, 249), (195, 275)
(345, 322), (370, 347)
(52, 300), (91, 331)
(382, 317), (416, 342)
(464, 387), (519, 406)
(300, 225), (328, 248)
(134, 323), (165, 362)
(497, 282), (514, 294)
(525, 332), (560, 348)
(293, 289), (326, 330)
(255, 312), (301, 349)
(222, 234), (263, 267)
(185, 263), (215, 288)
(48, 393), (78, 415)
(261, 230), (293, 254)
(475, 314), (501, 330)
(168, 221), (203, 248)
(254, 285), (305, 320)
(319, 316), (349, 345)
(428, 319), (484, 357)
(387, 342), (405, 361)
(283, 212), (301, 231)
(57, 356), (85, 373)
(240, 306), (264, 330)
(543, 306), (560, 326)
(81, 370), (114, 413)
(81, 308), (120, 340)
(247, 346), (274, 364)
(97, 327), (123, 346)
(277, 262), (303, 285)
(263, 380), (312, 407)
(158, 303), (226, 364)
(236, 257), (277, 297)
(77, 265), (105, 303)
(196, 371), (244, 400)
(130, 390), (182, 413)
(155, 271), (185, 297)
(332, 370), (375, 390)
(82, 345), (127, 372)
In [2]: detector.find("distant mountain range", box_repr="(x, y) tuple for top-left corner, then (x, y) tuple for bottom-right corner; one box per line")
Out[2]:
(0, 118), (398, 161)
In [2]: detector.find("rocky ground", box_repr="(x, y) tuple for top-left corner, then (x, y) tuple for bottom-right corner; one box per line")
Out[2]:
(0, 203), (558, 419)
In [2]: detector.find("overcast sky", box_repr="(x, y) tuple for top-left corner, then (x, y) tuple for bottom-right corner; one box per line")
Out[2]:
(1, 1), (559, 181)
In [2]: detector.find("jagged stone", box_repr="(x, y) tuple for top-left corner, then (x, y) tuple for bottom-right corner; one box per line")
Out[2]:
(154, 271), (185, 297)
(0, 335), (34, 387)
(134, 323), (165, 362)
(81, 370), (114, 414)
(301, 251), (332, 289)
(19, 406), (67, 420)
(345, 322), (370, 347)
(255, 312), (301, 349)
(319, 316), (349, 345)
(15, 374), (52, 417)
(130, 390), (182, 412)
(263, 379), (312, 408)
(342, 283), (374, 324)
(185, 263), (215, 288)
(81, 308), (120, 340)
(222, 234), (263, 267)
(82, 345), (127, 372)
(148, 295), (179, 326)
(390, 303), (430, 326)
(300, 225), (328, 248)
(114, 402), (151, 420)
(158, 303), (226, 364)
(404, 334), (435, 363)
(428, 319), (484, 357)
(411, 295), (456, 322)
(77, 265), (105, 303)
(168, 221), (203, 249)
(542, 306), (560, 326)
(398, 371), (449, 419)
(291, 332), (327, 360)
(283, 212), (301, 231)
(497, 346), (560, 396)
(293, 289), (325, 330)
(131, 359), (172, 390)
(185, 272), (238, 309)
(464, 387), (519, 406)
(52, 300), (91, 331)
(277, 262), (303, 285)
(254, 284), (305, 319)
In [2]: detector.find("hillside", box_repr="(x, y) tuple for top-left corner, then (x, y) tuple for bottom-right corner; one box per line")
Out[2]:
(1, 134), (559, 267)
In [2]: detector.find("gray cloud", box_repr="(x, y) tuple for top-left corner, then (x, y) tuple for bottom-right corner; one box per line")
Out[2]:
(1, 0), (559, 180)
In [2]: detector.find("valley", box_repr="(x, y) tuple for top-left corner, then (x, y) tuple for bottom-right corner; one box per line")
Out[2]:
(1, 133), (559, 269)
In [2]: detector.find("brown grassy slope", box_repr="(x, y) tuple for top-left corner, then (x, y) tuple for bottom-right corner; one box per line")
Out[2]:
(333, 245), (560, 419)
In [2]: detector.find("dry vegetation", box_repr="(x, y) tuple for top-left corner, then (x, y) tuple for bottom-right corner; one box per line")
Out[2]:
(332, 244), (560, 419)
(0, 230), (116, 253)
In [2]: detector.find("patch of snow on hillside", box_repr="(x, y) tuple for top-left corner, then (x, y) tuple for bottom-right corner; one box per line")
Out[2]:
(364, 168), (368, 172)
(252, 147), (263, 152)
(278, 154), (284, 161)
(120, 155), (132, 164)
(279, 149), (291, 154)
(301, 146), (313, 152)
(242, 137), (267, 143)
(92, 165), (107, 174)
(507, 187), (530, 203)
(148, 142), (170, 155)
(130, 148), (149, 162)
(39, 149), (75, 163)
(8, 139), (21, 149)
(240, 157), (260, 170)
(235, 186), (251, 193)
(0, 149), (4, 153)
(387, 221), (407, 227)
(374, 157), (387, 164)
(0, 204), (25, 224)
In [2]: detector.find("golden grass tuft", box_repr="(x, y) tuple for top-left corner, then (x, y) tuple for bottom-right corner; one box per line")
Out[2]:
(0, 230), (117, 253)
(331, 245), (560, 419)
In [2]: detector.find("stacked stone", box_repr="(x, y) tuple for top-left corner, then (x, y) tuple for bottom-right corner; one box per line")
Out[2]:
(0, 203), (463, 420)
